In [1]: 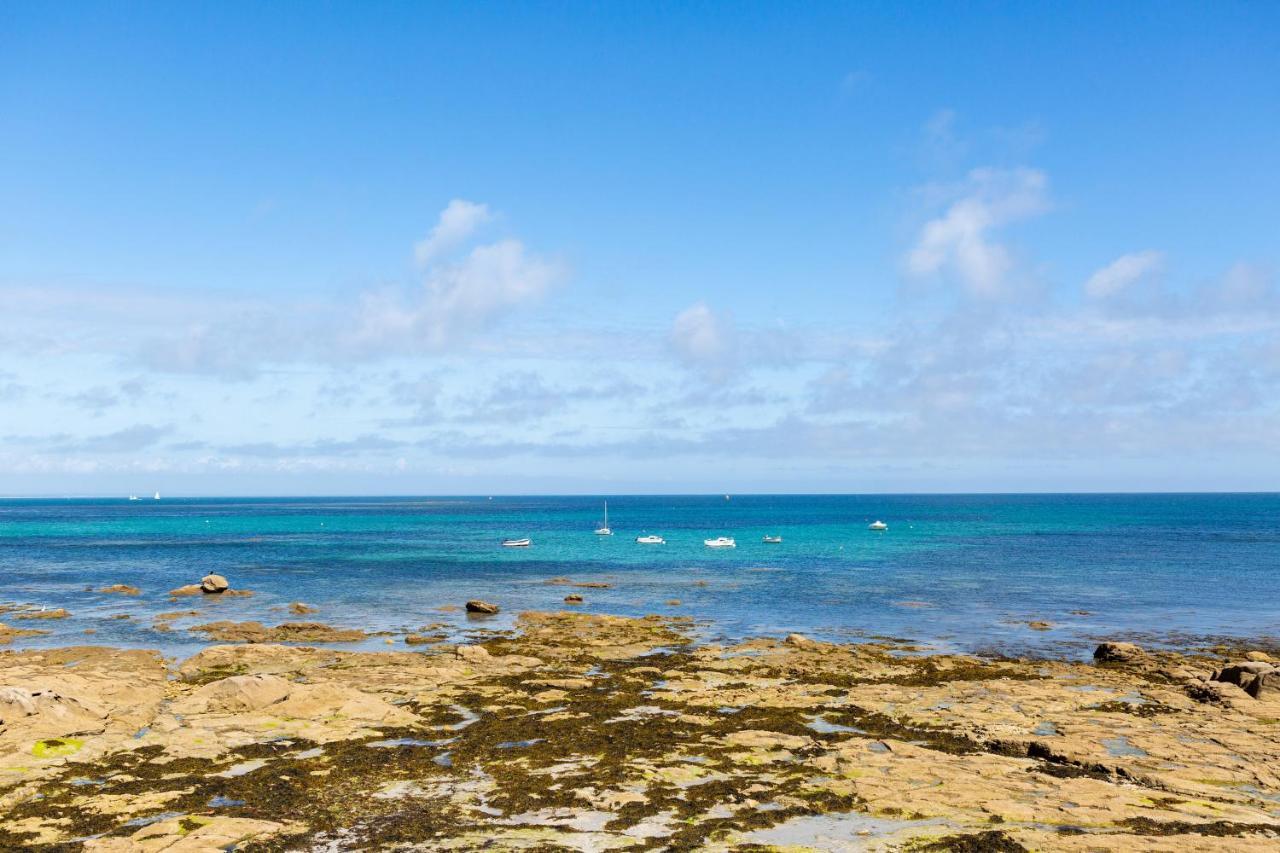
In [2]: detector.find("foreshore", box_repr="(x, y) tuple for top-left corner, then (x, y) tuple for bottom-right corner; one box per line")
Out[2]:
(2, 609), (1279, 851)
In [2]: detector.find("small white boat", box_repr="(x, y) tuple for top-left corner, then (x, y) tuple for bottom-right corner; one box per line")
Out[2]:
(153, 491), (161, 500)
(594, 500), (612, 535)
(762, 535), (782, 544)
(501, 538), (531, 547)
(636, 534), (665, 544)
(704, 536), (736, 548)
(868, 520), (888, 531)
(128, 495), (139, 501)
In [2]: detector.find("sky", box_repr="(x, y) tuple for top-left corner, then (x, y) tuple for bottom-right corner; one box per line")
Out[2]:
(2, 2), (1279, 495)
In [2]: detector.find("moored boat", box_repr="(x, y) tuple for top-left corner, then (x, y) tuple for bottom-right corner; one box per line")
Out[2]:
(704, 536), (736, 548)
(636, 534), (665, 544)
(868, 520), (888, 531)
(501, 538), (532, 547)
(762, 535), (782, 543)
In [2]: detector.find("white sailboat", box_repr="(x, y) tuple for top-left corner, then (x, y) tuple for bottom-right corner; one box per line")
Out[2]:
(128, 495), (140, 501)
(594, 500), (612, 536)
(868, 520), (888, 531)
(153, 491), (161, 500)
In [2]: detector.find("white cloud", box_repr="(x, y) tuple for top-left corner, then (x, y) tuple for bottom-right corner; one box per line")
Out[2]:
(906, 167), (1048, 298)
(1084, 250), (1164, 299)
(413, 199), (492, 267)
(669, 302), (736, 379)
(357, 237), (564, 352)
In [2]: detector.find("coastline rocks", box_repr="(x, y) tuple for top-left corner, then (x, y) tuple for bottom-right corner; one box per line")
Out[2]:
(465, 600), (500, 614)
(785, 633), (815, 648)
(174, 674), (293, 714)
(201, 574), (230, 594)
(97, 584), (140, 596)
(168, 585), (202, 597)
(289, 602), (317, 615)
(1211, 661), (1279, 700)
(189, 620), (367, 644)
(1093, 641), (1148, 664)
(13, 608), (70, 620)
(455, 645), (491, 663)
(564, 594), (584, 604)
(0, 622), (49, 644)
(1245, 651), (1274, 663)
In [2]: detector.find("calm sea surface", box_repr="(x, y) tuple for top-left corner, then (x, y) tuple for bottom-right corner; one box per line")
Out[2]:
(1, 494), (1277, 658)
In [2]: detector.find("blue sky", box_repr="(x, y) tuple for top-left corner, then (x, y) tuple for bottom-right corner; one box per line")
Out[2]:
(2, 2), (1279, 494)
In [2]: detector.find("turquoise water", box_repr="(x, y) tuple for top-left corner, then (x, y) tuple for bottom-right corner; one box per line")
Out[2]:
(1, 494), (1277, 657)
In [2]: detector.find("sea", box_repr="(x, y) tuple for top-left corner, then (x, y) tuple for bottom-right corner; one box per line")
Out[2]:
(1, 493), (1277, 659)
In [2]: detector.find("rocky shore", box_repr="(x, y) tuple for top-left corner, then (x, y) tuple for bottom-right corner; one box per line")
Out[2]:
(2, 610), (1279, 851)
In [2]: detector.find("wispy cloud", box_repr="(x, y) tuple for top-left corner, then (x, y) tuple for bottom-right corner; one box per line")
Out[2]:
(1085, 250), (1164, 299)
(906, 166), (1049, 298)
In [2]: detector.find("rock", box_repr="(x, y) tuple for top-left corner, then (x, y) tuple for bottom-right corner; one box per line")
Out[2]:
(201, 574), (230, 594)
(1250, 670), (1279, 699)
(289, 602), (317, 615)
(666, 599), (682, 606)
(189, 621), (367, 643)
(1026, 620), (1053, 631)
(456, 645), (491, 663)
(786, 633), (815, 648)
(168, 584), (202, 597)
(564, 594), (584, 604)
(1186, 679), (1252, 705)
(1245, 651), (1274, 663)
(13, 608), (70, 620)
(404, 633), (442, 645)
(0, 622), (49, 644)
(1093, 642), (1147, 664)
(175, 674), (293, 714)
(465, 600), (500, 614)
(1212, 661), (1279, 700)
(98, 584), (140, 596)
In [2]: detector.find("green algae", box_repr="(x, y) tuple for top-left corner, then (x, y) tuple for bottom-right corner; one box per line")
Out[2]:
(32, 737), (84, 759)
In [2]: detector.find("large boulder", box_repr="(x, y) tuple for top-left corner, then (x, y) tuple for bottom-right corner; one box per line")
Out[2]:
(465, 600), (500, 614)
(201, 574), (230, 594)
(1093, 642), (1147, 664)
(1212, 661), (1279, 700)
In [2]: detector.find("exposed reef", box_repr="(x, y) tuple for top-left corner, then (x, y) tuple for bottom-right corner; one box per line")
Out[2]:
(1, 612), (1278, 850)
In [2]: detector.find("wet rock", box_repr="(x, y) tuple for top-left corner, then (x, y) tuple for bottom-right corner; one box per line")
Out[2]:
(289, 602), (318, 615)
(1245, 651), (1274, 663)
(97, 584), (140, 596)
(466, 600), (500, 614)
(189, 620), (367, 643)
(0, 622), (49, 644)
(1026, 620), (1053, 631)
(13, 608), (70, 620)
(564, 594), (584, 604)
(168, 584), (202, 597)
(201, 574), (230, 594)
(786, 633), (815, 648)
(404, 632), (446, 645)
(1093, 641), (1148, 664)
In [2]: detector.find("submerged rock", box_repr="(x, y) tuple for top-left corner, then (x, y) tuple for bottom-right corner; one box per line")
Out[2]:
(168, 584), (202, 597)
(97, 584), (140, 596)
(189, 620), (367, 643)
(200, 574), (230, 594)
(466, 600), (500, 614)
(289, 602), (318, 615)
(564, 594), (584, 604)
(13, 608), (70, 621)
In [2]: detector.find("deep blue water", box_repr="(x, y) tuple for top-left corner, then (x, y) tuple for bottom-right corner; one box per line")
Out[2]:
(1, 494), (1277, 658)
